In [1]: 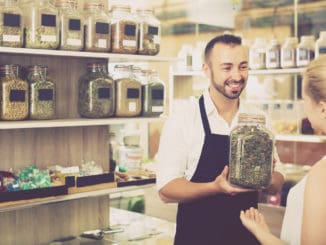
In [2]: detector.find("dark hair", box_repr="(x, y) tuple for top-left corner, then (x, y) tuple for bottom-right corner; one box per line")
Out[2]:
(204, 34), (242, 62)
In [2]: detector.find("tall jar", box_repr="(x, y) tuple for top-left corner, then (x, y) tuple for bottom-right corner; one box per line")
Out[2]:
(249, 38), (266, 70)
(55, 0), (83, 51)
(315, 31), (326, 58)
(228, 113), (274, 189)
(110, 4), (138, 54)
(27, 65), (56, 120)
(281, 37), (298, 68)
(113, 65), (141, 117)
(78, 63), (115, 118)
(136, 8), (160, 55)
(0, 64), (29, 120)
(296, 35), (315, 67)
(23, 0), (59, 49)
(83, 1), (110, 52)
(140, 69), (165, 117)
(266, 39), (281, 69)
(0, 0), (24, 47)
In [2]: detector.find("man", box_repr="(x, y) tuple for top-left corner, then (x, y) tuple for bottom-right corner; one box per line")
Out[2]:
(156, 34), (284, 244)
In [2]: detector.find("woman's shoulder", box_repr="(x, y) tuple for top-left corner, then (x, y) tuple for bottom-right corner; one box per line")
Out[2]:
(306, 157), (326, 187)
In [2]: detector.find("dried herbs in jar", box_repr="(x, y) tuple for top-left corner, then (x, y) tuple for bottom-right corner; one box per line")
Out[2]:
(228, 113), (274, 189)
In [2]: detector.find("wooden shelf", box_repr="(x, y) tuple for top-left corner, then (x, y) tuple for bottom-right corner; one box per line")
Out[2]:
(275, 134), (326, 143)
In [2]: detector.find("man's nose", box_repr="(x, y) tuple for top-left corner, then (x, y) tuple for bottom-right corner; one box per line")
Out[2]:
(231, 68), (242, 80)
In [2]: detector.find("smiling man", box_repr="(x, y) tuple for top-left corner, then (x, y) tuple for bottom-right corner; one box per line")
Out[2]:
(156, 34), (284, 245)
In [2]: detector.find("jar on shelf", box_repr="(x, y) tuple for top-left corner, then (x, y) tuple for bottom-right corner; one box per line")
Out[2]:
(296, 35), (315, 67)
(55, 0), (83, 51)
(83, 0), (110, 52)
(266, 39), (281, 69)
(315, 31), (326, 58)
(27, 65), (56, 120)
(249, 38), (266, 70)
(110, 4), (138, 54)
(0, 64), (29, 120)
(136, 7), (160, 55)
(271, 101), (281, 133)
(0, 0), (24, 47)
(113, 65), (142, 117)
(140, 69), (165, 117)
(23, 0), (59, 49)
(228, 113), (274, 189)
(78, 63), (115, 118)
(281, 37), (298, 68)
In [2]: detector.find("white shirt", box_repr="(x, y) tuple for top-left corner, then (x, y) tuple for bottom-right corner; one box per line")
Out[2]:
(156, 89), (283, 191)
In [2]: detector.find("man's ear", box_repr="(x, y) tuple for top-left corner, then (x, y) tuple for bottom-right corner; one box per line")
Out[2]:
(320, 101), (326, 119)
(202, 63), (211, 79)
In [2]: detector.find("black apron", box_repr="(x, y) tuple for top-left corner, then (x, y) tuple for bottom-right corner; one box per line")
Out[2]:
(174, 96), (259, 245)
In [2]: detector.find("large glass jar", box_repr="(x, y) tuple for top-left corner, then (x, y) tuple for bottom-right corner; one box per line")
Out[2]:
(249, 38), (266, 70)
(23, 0), (59, 49)
(78, 63), (115, 118)
(110, 4), (138, 54)
(83, 1), (110, 52)
(296, 35), (315, 67)
(266, 39), (281, 69)
(55, 0), (83, 51)
(281, 37), (298, 68)
(315, 31), (326, 58)
(228, 113), (274, 189)
(0, 64), (29, 120)
(0, 0), (24, 47)
(27, 65), (56, 120)
(113, 65), (141, 117)
(136, 8), (160, 55)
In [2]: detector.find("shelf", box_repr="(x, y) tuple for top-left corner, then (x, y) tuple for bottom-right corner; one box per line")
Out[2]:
(0, 117), (166, 130)
(275, 134), (326, 143)
(0, 47), (178, 62)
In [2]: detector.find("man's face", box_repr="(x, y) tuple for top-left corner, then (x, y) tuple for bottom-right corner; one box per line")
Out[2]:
(204, 43), (249, 99)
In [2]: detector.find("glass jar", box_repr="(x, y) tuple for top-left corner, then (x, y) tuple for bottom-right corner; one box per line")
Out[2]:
(296, 35), (315, 67)
(27, 65), (56, 120)
(0, 0), (24, 47)
(110, 4), (138, 54)
(0, 64), (29, 120)
(140, 69), (165, 117)
(55, 0), (83, 51)
(78, 63), (115, 118)
(228, 113), (274, 189)
(249, 38), (266, 70)
(113, 65), (142, 117)
(315, 31), (326, 58)
(266, 39), (281, 69)
(136, 8), (160, 55)
(23, 0), (59, 49)
(281, 37), (298, 68)
(83, 0), (110, 52)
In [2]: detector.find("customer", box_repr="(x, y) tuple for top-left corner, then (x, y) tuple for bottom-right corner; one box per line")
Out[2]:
(240, 55), (326, 245)
(156, 34), (284, 245)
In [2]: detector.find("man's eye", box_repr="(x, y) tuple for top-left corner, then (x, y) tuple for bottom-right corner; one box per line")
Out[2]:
(240, 65), (248, 70)
(222, 67), (232, 71)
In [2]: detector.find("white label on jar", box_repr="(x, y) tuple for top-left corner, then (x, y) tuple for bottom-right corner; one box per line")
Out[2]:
(297, 49), (310, 66)
(154, 35), (160, 44)
(41, 35), (57, 42)
(128, 102), (137, 112)
(152, 106), (164, 112)
(122, 39), (137, 47)
(98, 39), (107, 48)
(67, 38), (82, 46)
(3, 35), (20, 42)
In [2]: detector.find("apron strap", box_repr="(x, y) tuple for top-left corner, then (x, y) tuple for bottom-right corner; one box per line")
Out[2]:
(199, 95), (211, 135)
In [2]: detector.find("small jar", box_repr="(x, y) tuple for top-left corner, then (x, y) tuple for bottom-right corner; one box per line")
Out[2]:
(296, 35), (315, 67)
(83, 1), (110, 52)
(0, 64), (29, 120)
(0, 0), (24, 47)
(266, 39), (281, 69)
(315, 31), (326, 58)
(228, 113), (274, 189)
(281, 37), (298, 68)
(110, 4), (138, 54)
(78, 63), (115, 118)
(55, 0), (83, 51)
(27, 65), (56, 120)
(249, 38), (266, 70)
(136, 8), (160, 55)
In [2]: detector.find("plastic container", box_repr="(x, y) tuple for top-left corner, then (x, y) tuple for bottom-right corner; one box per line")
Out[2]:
(249, 38), (266, 70)
(266, 39), (281, 69)
(296, 35), (315, 67)
(281, 37), (298, 68)
(78, 63), (115, 118)
(177, 44), (193, 71)
(0, 0), (24, 47)
(315, 31), (326, 58)
(228, 113), (274, 189)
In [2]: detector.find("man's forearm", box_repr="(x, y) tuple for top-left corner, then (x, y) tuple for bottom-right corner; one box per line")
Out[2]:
(265, 171), (284, 195)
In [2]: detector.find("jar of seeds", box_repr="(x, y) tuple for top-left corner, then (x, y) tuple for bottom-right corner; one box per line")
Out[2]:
(0, 0), (24, 47)
(0, 64), (29, 120)
(78, 63), (115, 118)
(55, 0), (83, 51)
(296, 35), (315, 67)
(228, 113), (274, 189)
(83, 0), (110, 52)
(110, 4), (138, 54)
(23, 0), (59, 49)
(27, 65), (56, 120)
(136, 8), (160, 55)
(281, 37), (298, 68)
